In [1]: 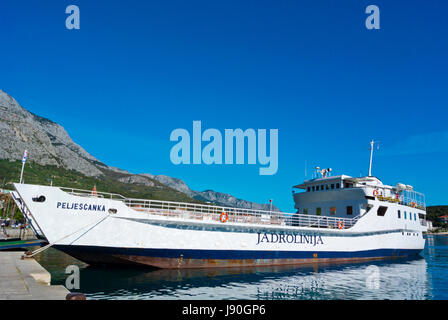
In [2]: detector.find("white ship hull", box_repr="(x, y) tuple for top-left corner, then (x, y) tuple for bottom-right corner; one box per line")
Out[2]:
(14, 184), (426, 269)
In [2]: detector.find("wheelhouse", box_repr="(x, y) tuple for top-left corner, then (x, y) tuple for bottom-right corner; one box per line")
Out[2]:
(293, 174), (426, 222)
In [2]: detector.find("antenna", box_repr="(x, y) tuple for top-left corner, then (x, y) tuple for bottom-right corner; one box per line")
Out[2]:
(304, 160), (307, 178)
(368, 140), (375, 176)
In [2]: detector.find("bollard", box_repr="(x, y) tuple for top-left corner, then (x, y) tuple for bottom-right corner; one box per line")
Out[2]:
(66, 293), (86, 300)
(21, 251), (33, 260)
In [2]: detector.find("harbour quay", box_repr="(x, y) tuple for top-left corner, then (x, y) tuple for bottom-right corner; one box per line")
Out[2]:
(0, 251), (69, 300)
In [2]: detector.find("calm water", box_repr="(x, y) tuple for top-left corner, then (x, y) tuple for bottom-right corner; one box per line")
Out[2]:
(33, 235), (448, 300)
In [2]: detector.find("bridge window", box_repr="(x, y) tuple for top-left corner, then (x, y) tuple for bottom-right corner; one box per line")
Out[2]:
(377, 206), (388, 216)
(398, 210), (401, 219)
(346, 206), (353, 215)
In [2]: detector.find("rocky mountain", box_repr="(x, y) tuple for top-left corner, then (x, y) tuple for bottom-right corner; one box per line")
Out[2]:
(0, 90), (105, 177)
(140, 174), (279, 211)
(140, 174), (197, 198)
(196, 190), (279, 211)
(0, 89), (278, 211)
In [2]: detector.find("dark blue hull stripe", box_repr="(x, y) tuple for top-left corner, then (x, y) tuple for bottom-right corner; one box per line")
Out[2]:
(54, 245), (423, 260)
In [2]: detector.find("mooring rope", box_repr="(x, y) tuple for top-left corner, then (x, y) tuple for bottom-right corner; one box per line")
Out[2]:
(23, 215), (110, 258)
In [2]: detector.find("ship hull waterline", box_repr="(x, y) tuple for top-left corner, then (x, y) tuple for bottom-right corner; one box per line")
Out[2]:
(54, 245), (423, 269)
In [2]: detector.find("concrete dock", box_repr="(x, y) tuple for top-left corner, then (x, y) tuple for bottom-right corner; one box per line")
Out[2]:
(0, 252), (70, 300)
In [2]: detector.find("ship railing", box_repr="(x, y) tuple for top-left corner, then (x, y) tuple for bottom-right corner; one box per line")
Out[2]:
(375, 190), (426, 210)
(121, 197), (359, 230)
(60, 187), (127, 200)
(60, 187), (360, 230)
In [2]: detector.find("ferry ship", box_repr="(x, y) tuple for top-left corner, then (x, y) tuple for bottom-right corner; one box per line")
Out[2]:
(13, 142), (428, 268)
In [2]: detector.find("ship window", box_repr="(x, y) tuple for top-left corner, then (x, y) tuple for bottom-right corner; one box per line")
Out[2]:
(398, 210), (401, 219)
(303, 208), (308, 215)
(312, 186), (315, 192)
(336, 183), (340, 189)
(377, 206), (388, 216)
(330, 207), (336, 215)
(404, 211), (407, 219)
(307, 187), (310, 192)
(414, 213), (417, 221)
(326, 185), (329, 190)
(316, 208), (322, 216)
(346, 206), (353, 215)
(331, 184), (335, 189)
(320, 185), (324, 191)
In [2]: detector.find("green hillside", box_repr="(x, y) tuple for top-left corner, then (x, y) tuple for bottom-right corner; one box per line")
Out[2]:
(427, 206), (448, 227)
(0, 159), (202, 203)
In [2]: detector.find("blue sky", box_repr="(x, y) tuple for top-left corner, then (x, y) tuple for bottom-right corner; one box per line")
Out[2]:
(0, 0), (447, 211)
